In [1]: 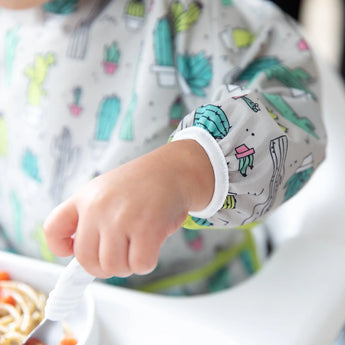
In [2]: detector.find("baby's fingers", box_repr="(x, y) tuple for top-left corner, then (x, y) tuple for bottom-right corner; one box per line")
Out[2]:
(44, 200), (78, 257)
(129, 231), (162, 276)
(98, 233), (131, 278)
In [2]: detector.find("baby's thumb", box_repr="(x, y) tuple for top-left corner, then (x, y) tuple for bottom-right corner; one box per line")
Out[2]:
(44, 200), (79, 257)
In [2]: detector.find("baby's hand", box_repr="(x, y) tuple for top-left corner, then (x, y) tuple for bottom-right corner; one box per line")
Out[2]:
(44, 140), (214, 278)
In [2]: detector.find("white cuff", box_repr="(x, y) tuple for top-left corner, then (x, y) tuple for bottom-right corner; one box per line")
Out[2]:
(172, 127), (229, 218)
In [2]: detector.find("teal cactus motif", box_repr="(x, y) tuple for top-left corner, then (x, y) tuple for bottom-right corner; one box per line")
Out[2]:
(5, 26), (20, 86)
(235, 144), (255, 177)
(153, 17), (174, 66)
(50, 127), (80, 202)
(265, 65), (315, 99)
(263, 93), (318, 138)
(284, 154), (314, 201)
(169, 96), (184, 127)
(95, 96), (121, 141)
(177, 52), (212, 97)
(191, 216), (211, 227)
(170, 1), (203, 32)
(182, 228), (203, 251)
(240, 250), (257, 275)
(104, 42), (120, 63)
(221, 0), (233, 5)
(233, 95), (260, 112)
(207, 266), (231, 293)
(238, 57), (280, 83)
(103, 42), (120, 74)
(105, 276), (129, 287)
(21, 149), (42, 182)
(43, 0), (78, 14)
(69, 86), (83, 116)
(73, 87), (82, 105)
(193, 104), (230, 139)
(284, 167), (313, 201)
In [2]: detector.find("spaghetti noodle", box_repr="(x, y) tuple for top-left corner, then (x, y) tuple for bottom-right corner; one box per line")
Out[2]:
(0, 278), (46, 345)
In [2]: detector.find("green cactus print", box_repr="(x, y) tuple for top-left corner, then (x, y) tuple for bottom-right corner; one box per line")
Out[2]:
(182, 228), (203, 251)
(221, 0), (233, 5)
(104, 42), (120, 63)
(235, 144), (255, 177)
(233, 95), (260, 112)
(240, 249), (257, 275)
(153, 18), (174, 66)
(265, 65), (315, 99)
(266, 107), (288, 133)
(222, 194), (237, 209)
(238, 155), (254, 176)
(207, 266), (231, 293)
(193, 104), (230, 139)
(73, 87), (82, 105)
(95, 96), (121, 141)
(105, 276), (129, 287)
(182, 215), (212, 230)
(177, 52), (212, 97)
(170, 1), (203, 32)
(5, 26), (20, 86)
(69, 87), (83, 116)
(21, 149), (42, 182)
(238, 57), (280, 83)
(103, 42), (120, 74)
(263, 93), (318, 138)
(125, 0), (145, 18)
(43, 0), (78, 14)
(25, 53), (55, 106)
(232, 28), (255, 49)
(284, 158), (314, 201)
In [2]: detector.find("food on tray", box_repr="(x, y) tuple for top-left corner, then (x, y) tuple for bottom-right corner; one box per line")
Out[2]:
(0, 271), (78, 345)
(0, 271), (46, 344)
(25, 335), (78, 345)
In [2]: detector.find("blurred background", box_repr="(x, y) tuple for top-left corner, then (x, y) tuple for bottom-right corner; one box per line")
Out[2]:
(272, 1), (345, 343)
(272, 0), (345, 80)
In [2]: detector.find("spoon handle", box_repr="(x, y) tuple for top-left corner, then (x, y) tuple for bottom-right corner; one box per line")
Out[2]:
(44, 258), (95, 321)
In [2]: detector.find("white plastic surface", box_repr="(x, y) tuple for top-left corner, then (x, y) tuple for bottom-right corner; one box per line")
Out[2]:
(45, 258), (95, 321)
(0, 253), (98, 345)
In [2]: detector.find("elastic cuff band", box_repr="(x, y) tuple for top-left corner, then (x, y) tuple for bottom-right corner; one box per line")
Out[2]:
(172, 127), (229, 218)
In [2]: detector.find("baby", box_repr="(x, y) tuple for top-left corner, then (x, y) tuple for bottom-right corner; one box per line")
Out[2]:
(0, 0), (326, 295)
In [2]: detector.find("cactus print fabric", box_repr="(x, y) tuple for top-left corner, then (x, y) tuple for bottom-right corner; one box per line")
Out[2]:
(0, 0), (326, 295)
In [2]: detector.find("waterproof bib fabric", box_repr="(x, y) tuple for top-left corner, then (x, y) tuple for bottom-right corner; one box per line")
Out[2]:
(0, 0), (326, 294)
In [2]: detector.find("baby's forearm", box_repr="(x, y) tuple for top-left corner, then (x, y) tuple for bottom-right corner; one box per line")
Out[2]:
(151, 140), (215, 213)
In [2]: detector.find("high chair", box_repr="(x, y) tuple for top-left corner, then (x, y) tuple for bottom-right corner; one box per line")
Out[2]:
(2, 56), (342, 345)
(90, 57), (345, 345)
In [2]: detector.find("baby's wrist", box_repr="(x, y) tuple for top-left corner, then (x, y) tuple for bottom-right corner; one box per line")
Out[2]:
(165, 140), (215, 213)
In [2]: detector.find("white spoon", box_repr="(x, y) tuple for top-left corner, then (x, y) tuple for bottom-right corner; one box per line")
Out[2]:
(21, 258), (95, 345)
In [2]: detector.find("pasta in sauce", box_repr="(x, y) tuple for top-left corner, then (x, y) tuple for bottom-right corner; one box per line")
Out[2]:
(0, 279), (46, 345)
